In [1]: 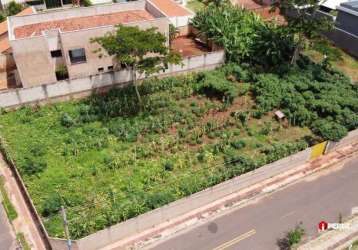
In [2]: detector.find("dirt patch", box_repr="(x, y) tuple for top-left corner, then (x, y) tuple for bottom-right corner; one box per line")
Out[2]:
(171, 36), (210, 57)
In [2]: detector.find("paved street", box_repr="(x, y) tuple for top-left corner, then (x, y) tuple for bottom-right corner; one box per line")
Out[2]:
(149, 156), (358, 250)
(0, 202), (15, 250)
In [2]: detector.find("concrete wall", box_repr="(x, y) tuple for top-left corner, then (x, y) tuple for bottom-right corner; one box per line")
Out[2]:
(336, 7), (358, 36)
(324, 28), (358, 58)
(10, 36), (57, 87)
(0, 51), (225, 108)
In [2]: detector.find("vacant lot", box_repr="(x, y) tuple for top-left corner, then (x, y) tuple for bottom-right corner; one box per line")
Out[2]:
(0, 66), (313, 239)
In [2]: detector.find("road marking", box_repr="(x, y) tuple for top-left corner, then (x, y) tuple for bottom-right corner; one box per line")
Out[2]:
(280, 210), (296, 220)
(213, 229), (256, 250)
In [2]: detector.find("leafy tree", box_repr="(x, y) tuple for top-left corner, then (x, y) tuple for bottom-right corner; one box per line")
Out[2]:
(169, 24), (179, 46)
(0, 13), (5, 22)
(91, 25), (182, 108)
(272, 0), (333, 64)
(6, 1), (23, 16)
(191, 4), (295, 68)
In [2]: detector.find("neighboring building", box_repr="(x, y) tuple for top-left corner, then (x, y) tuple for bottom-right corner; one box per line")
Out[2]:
(336, 1), (358, 35)
(0, 7), (35, 54)
(7, 0), (193, 87)
(323, 1), (358, 58)
(0, 7), (34, 90)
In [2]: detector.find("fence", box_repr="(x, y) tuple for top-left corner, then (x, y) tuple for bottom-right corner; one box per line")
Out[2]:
(0, 51), (225, 109)
(46, 129), (358, 250)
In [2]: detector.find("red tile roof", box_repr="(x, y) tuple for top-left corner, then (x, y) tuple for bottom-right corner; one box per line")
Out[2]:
(0, 7), (35, 53)
(150, 0), (192, 17)
(14, 10), (155, 39)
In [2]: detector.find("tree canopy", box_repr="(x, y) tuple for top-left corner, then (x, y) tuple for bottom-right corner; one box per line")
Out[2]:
(91, 25), (182, 106)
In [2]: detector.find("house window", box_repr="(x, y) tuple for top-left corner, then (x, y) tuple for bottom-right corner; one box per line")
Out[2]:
(51, 50), (62, 58)
(98, 67), (104, 72)
(108, 66), (114, 71)
(69, 48), (86, 64)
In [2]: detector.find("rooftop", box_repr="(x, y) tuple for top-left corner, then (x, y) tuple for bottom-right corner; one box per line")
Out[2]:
(14, 9), (155, 39)
(0, 7), (35, 53)
(341, 1), (358, 11)
(150, 0), (192, 17)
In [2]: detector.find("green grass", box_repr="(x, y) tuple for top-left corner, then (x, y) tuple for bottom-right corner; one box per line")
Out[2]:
(304, 38), (358, 83)
(186, 0), (205, 12)
(351, 241), (358, 250)
(16, 233), (31, 250)
(0, 68), (313, 239)
(0, 176), (17, 221)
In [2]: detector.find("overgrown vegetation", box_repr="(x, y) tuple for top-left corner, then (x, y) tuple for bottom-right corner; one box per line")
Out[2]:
(0, 176), (17, 221)
(16, 233), (31, 250)
(191, 4), (295, 69)
(0, 2), (356, 238)
(0, 65), (318, 239)
(252, 57), (358, 141)
(0, 1), (24, 22)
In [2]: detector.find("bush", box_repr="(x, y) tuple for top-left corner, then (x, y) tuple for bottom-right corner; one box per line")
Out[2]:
(81, 0), (92, 6)
(222, 63), (252, 82)
(163, 161), (174, 171)
(60, 113), (75, 127)
(230, 139), (246, 149)
(252, 60), (358, 141)
(312, 120), (348, 141)
(6, 1), (23, 16)
(277, 224), (305, 250)
(42, 194), (62, 217)
(20, 157), (47, 176)
(194, 71), (238, 104)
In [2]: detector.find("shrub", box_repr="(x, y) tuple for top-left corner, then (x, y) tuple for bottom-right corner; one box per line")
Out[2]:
(163, 162), (174, 171)
(277, 224), (305, 250)
(21, 157), (47, 176)
(42, 194), (62, 217)
(312, 120), (348, 141)
(194, 71), (238, 104)
(55, 64), (68, 81)
(230, 139), (246, 149)
(6, 1), (23, 16)
(60, 113), (75, 127)
(81, 0), (92, 6)
(222, 63), (252, 82)
(252, 60), (358, 141)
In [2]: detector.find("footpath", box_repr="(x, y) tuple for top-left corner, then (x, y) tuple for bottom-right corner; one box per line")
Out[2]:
(0, 154), (46, 250)
(104, 142), (358, 250)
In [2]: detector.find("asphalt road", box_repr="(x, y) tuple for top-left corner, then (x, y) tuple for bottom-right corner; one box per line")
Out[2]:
(149, 156), (358, 250)
(0, 202), (15, 250)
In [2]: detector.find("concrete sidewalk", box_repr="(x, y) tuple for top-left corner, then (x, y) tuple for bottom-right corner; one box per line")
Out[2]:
(0, 198), (16, 250)
(0, 154), (46, 250)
